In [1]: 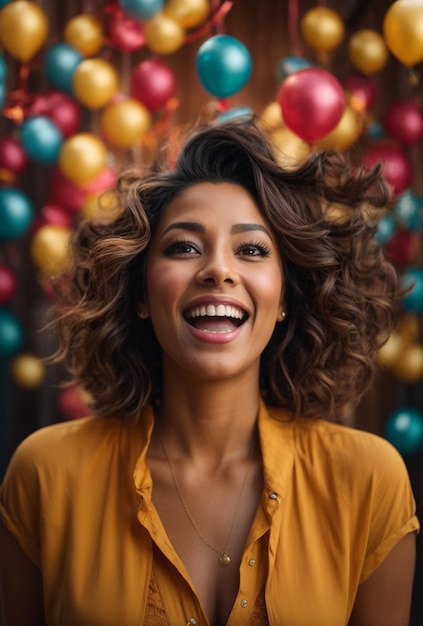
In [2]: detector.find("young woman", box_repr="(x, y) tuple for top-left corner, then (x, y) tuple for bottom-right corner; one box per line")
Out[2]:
(0, 118), (419, 626)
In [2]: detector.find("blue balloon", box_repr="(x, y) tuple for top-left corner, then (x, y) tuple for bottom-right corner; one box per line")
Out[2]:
(0, 0), (10, 6)
(375, 213), (396, 244)
(0, 55), (7, 81)
(196, 35), (252, 98)
(216, 105), (253, 123)
(394, 189), (423, 231)
(21, 116), (63, 164)
(0, 187), (34, 241)
(44, 43), (83, 94)
(366, 120), (384, 140)
(119, 0), (164, 19)
(276, 56), (313, 81)
(384, 407), (423, 456)
(401, 268), (423, 313)
(0, 309), (23, 357)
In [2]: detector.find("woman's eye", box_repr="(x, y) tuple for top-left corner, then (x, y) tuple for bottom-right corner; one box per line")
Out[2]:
(237, 242), (271, 257)
(164, 241), (198, 256)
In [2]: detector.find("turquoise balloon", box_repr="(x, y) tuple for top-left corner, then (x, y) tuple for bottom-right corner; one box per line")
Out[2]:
(0, 187), (34, 241)
(0, 0), (10, 6)
(119, 0), (164, 19)
(0, 55), (7, 81)
(44, 43), (83, 94)
(366, 120), (384, 140)
(216, 105), (253, 123)
(401, 268), (423, 313)
(0, 82), (5, 110)
(196, 35), (252, 98)
(375, 213), (395, 243)
(384, 407), (423, 456)
(276, 56), (313, 81)
(394, 189), (423, 231)
(0, 309), (23, 357)
(21, 116), (63, 164)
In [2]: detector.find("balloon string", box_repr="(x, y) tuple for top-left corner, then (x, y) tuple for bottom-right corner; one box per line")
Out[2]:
(288, 0), (302, 56)
(184, 1), (233, 44)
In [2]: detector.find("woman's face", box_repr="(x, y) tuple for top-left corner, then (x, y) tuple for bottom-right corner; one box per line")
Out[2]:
(144, 182), (284, 385)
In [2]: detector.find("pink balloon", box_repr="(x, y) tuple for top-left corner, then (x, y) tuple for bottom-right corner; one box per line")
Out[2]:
(131, 58), (177, 113)
(107, 6), (145, 52)
(32, 204), (73, 233)
(277, 68), (346, 143)
(384, 99), (423, 146)
(57, 387), (90, 420)
(363, 144), (413, 197)
(83, 166), (117, 194)
(28, 91), (81, 138)
(344, 74), (377, 111)
(0, 264), (17, 304)
(48, 167), (85, 213)
(0, 136), (28, 174)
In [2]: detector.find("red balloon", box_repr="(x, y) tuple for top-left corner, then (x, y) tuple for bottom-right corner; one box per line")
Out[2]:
(384, 99), (423, 146)
(0, 136), (28, 174)
(83, 166), (117, 195)
(107, 6), (145, 52)
(28, 91), (81, 138)
(344, 74), (377, 111)
(0, 264), (17, 304)
(387, 228), (419, 267)
(363, 144), (413, 197)
(277, 68), (346, 143)
(131, 58), (177, 113)
(57, 387), (90, 420)
(32, 204), (73, 233)
(48, 167), (85, 213)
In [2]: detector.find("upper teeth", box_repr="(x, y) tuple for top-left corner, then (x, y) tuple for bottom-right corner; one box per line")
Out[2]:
(186, 304), (245, 320)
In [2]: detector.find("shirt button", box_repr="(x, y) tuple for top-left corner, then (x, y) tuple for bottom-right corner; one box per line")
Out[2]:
(240, 599), (248, 608)
(187, 619), (197, 625)
(268, 492), (278, 500)
(249, 559), (256, 566)
(137, 495), (144, 504)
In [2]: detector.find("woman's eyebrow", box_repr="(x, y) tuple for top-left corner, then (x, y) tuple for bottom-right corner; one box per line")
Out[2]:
(231, 223), (272, 238)
(160, 222), (204, 238)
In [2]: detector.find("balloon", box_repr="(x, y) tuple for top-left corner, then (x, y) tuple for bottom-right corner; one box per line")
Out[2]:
(0, 54), (8, 81)
(216, 105), (253, 122)
(119, 0), (164, 20)
(316, 105), (362, 151)
(130, 58), (177, 112)
(344, 74), (377, 112)
(0, 264), (17, 304)
(384, 99), (423, 145)
(384, 407), (423, 455)
(144, 12), (185, 55)
(375, 213), (396, 243)
(347, 29), (389, 75)
(384, 0), (423, 67)
(30, 224), (71, 276)
(387, 227), (419, 267)
(43, 43), (83, 94)
(394, 189), (423, 230)
(0, 82), (5, 111)
(59, 133), (107, 186)
(0, 309), (22, 356)
(392, 343), (423, 382)
(366, 119), (385, 140)
(300, 7), (344, 53)
(57, 386), (91, 420)
(73, 58), (119, 109)
(196, 34), (252, 98)
(32, 204), (72, 234)
(401, 267), (423, 312)
(28, 91), (81, 138)
(0, 1), (48, 62)
(0, 187), (34, 240)
(107, 6), (145, 52)
(363, 144), (412, 197)
(376, 331), (404, 368)
(270, 127), (310, 170)
(260, 101), (283, 130)
(48, 167), (86, 212)
(11, 353), (45, 388)
(101, 98), (151, 148)
(21, 116), (63, 164)
(277, 68), (345, 143)
(83, 166), (117, 195)
(0, 136), (28, 175)
(276, 55), (313, 82)
(164, 0), (210, 29)
(81, 190), (117, 220)
(64, 13), (104, 57)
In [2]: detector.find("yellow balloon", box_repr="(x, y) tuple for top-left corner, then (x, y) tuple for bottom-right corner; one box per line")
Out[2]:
(300, 7), (345, 53)
(392, 342), (423, 382)
(0, 0), (48, 62)
(59, 133), (107, 186)
(81, 190), (118, 221)
(64, 13), (104, 57)
(383, 0), (423, 67)
(317, 105), (363, 151)
(348, 29), (389, 75)
(164, 0), (210, 29)
(376, 332), (404, 368)
(73, 58), (119, 110)
(144, 12), (185, 55)
(11, 353), (45, 388)
(260, 101), (284, 131)
(271, 127), (310, 170)
(101, 98), (151, 148)
(30, 225), (71, 276)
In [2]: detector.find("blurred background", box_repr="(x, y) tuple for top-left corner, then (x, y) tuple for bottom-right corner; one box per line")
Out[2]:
(0, 0), (422, 621)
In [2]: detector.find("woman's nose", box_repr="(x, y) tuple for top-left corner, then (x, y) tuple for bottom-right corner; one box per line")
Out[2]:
(195, 248), (239, 286)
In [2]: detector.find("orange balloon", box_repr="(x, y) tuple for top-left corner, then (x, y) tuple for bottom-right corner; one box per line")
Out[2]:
(144, 13), (185, 55)
(348, 30), (389, 75)
(0, 0), (48, 62)
(317, 105), (363, 151)
(384, 0), (423, 67)
(164, 0), (210, 29)
(11, 353), (45, 388)
(73, 58), (119, 110)
(300, 7), (345, 53)
(59, 133), (107, 186)
(101, 98), (151, 148)
(30, 225), (71, 276)
(64, 13), (104, 57)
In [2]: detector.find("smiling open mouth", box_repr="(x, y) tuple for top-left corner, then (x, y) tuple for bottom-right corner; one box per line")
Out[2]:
(184, 304), (248, 333)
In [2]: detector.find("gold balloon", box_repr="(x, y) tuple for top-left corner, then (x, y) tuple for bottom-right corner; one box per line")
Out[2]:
(11, 353), (45, 389)
(64, 13), (104, 57)
(392, 342), (423, 382)
(101, 98), (151, 148)
(73, 58), (119, 110)
(30, 225), (71, 276)
(81, 190), (118, 221)
(383, 1), (423, 67)
(59, 133), (107, 186)
(0, 1), (48, 62)
(164, 0), (210, 29)
(348, 29), (389, 75)
(271, 127), (310, 170)
(376, 332), (404, 368)
(316, 105), (363, 151)
(300, 7), (345, 53)
(144, 12), (185, 55)
(260, 101), (284, 131)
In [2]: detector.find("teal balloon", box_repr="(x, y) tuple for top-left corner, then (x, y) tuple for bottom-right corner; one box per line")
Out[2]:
(0, 82), (5, 110)
(119, 0), (164, 19)
(0, 55), (7, 81)
(196, 35), (252, 98)
(384, 407), (423, 456)
(44, 43), (83, 94)
(0, 187), (34, 241)
(394, 189), (423, 231)
(216, 105), (253, 123)
(276, 56), (313, 81)
(0, 0), (10, 6)
(401, 268), (423, 313)
(375, 213), (395, 243)
(0, 309), (23, 357)
(21, 116), (63, 164)
(366, 120), (384, 140)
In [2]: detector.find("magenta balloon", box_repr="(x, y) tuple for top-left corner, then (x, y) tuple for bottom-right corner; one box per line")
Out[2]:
(363, 144), (413, 197)
(0, 136), (28, 174)
(344, 73), (377, 110)
(108, 6), (145, 52)
(0, 264), (17, 304)
(130, 58), (176, 113)
(277, 68), (346, 143)
(384, 99), (423, 146)
(32, 204), (73, 233)
(28, 91), (81, 138)
(83, 166), (117, 194)
(48, 167), (85, 213)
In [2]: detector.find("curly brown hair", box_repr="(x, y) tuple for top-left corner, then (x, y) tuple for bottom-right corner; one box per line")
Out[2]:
(50, 116), (401, 420)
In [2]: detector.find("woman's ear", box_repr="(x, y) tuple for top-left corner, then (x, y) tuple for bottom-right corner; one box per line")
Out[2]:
(136, 302), (150, 319)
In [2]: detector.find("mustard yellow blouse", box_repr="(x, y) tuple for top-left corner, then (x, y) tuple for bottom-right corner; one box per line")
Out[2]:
(0, 401), (419, 626)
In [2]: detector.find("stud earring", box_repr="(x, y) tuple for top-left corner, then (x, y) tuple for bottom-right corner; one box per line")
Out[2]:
(137, 305), (148, 319)
(278, 310), (286, 322)
(138, 310), (146, 318)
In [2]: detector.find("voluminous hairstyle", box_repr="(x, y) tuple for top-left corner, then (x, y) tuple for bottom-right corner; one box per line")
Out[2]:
(51, 116), (402, 420)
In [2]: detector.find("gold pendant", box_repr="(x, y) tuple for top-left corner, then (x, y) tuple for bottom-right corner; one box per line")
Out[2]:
(219, 554), (231, 566)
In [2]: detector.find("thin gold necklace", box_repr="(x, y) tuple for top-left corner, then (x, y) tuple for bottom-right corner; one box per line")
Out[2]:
(160, 433), (256, 566)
